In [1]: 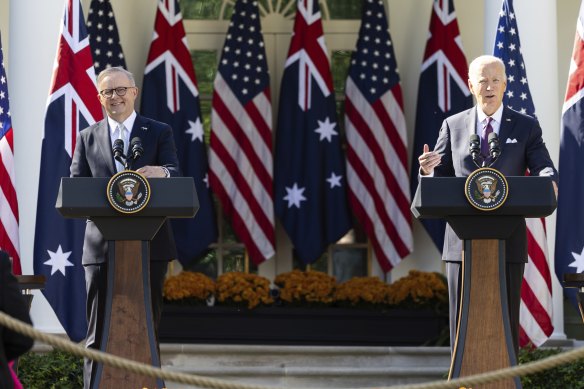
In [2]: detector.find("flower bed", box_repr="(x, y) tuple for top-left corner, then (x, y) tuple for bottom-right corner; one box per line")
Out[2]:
(160, 270), (449, 346)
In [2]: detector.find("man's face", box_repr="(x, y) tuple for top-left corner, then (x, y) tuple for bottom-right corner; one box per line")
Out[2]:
(97, 72), (138, 122)
(468, 61), (507, 116)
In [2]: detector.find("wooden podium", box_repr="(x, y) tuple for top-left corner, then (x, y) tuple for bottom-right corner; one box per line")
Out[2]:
(412, 176), (556, 389)
(57, 177), (198, 389)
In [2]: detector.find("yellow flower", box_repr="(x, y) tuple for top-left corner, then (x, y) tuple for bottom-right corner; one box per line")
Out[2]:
(163, 271), (215, 303)
(334, 277), (392, 307)
(275, 270), (336, 305)
(386, 270), (448, 311)
(216, 272), (274, 309)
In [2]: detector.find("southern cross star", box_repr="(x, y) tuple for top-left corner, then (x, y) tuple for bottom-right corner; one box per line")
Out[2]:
(283, 183), (306, 209)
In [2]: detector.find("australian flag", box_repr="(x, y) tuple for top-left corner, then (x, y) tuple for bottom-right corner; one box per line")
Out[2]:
(141, 0), (217, 266)
(411, 0), (472, 252)
(274, 0), (352, 264)
(33, 0), (103, 342)
(556, 0), (584, 309)
(86, 0), (126, 74)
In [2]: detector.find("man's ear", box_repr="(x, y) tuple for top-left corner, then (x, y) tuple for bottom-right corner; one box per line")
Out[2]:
(467, 79), (474, 95)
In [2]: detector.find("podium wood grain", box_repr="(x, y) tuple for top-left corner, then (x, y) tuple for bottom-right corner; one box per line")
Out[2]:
(449, 239), (517, 389)
(99, 241), (158, 389)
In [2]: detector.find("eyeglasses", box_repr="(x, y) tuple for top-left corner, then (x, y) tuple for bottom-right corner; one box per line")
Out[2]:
(99, 86), (134, 98)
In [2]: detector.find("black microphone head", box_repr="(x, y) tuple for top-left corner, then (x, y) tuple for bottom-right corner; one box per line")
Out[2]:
(468, 134), (482, 167)
(112, 138), (124, 157)
(488, 132), (501, 160)
(488, 132), (498, 143)
(130, 137), (144, 160)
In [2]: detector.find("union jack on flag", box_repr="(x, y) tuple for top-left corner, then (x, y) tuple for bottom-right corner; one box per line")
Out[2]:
(141, 0), (217, 266)
(345, 0), (412, 272)
(411, 0), (472, 253)
(209, 0), (275, 264)
(494, 0), (554, 347)
(0, 32), (21, 275)
(33, 0), (103, 342)
(274, 0), (352, 263)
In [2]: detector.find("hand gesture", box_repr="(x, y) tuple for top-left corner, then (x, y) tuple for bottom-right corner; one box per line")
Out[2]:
(418, 144), (441, 176)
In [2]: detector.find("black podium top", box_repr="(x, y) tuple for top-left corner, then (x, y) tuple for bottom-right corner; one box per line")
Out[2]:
(56, 177), (198, 218)
(411, 176), (556, 219)
(411, 176), (556, 240)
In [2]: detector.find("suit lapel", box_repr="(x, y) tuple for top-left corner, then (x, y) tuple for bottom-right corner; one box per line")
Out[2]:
(498, 107), (515, 149)
(128, 115), (152, 170)
(465, 107), (477, 138)
(96, 119), (117, 175)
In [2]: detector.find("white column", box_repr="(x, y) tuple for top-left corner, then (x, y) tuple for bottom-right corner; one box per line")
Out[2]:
(9, 0), (65, 334)
(485, 0), (565, 341)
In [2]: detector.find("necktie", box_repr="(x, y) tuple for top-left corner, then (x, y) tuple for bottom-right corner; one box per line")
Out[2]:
(115, 124), (126, 172)
(481, 117), (493, 157)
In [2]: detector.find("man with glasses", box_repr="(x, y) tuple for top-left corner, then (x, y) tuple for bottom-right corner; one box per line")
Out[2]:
(70, 66), (180, 389)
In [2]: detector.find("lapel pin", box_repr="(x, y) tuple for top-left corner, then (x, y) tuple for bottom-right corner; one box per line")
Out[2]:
(141, 126), (147, 131)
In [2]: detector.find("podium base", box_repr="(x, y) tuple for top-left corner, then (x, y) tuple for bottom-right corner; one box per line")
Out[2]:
(449, 239), (520, 389)
(93, 240), (163, 389)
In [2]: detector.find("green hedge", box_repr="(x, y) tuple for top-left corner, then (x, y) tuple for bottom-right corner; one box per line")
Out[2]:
(518, 347), (584, 389)
(18, 349), (83, 389)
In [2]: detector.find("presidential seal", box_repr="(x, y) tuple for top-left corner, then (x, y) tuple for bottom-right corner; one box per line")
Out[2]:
(106, 171), (151, 214)
(464, 167), (508, 211)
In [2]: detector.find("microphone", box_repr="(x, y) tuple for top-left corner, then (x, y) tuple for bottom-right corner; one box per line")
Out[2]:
(127, 137), (144, 171)
(129, 137), (144, 161)
(112, 138), (125, 166)
(488, 132), (501, 161)
(469, 134), (482, 168)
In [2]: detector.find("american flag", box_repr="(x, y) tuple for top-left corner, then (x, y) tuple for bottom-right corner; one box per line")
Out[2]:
(209, 0), (275, 264)
(555, 0), (584, 311)
(274, 0), (352, 264)
(344, 0), (411, 272)
(0, 33), (21, 275)
(141, 0), (218, 266)
(494, 0), (554, 347)
(86, 0), (126, 74)
(33, 0), (103, 342)
(411, 0), (472, 253)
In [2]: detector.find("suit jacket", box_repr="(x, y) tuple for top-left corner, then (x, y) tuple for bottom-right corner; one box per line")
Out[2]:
(70, 114), (180, 264)
(0, 252), (33, 389)
(433, 106), (558, 262)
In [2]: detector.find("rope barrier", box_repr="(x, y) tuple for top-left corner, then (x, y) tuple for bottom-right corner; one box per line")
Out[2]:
(1, 310), (583, 389)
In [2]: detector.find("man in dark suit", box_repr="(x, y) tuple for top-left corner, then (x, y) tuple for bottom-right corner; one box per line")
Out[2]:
(70, 67), (180, 389)
(0, 251), (33, 389)
(417, 55), (558, 354)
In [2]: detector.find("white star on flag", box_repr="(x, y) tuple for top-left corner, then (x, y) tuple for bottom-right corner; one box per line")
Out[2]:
(314, 117), (338, 142)
(185, 118), (204, 142)
(283, 183), (306, 208)
(44, 245), (74, 276)
(569, 246), (584, 273)
(326, 172), (342, 188)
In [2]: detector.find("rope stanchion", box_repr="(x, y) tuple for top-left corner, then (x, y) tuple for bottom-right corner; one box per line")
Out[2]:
(1, 310), (583, 389)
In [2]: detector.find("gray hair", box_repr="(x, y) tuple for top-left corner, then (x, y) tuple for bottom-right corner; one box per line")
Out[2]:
(468, 55), (507, 82)
(96, 66), (136, 86)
